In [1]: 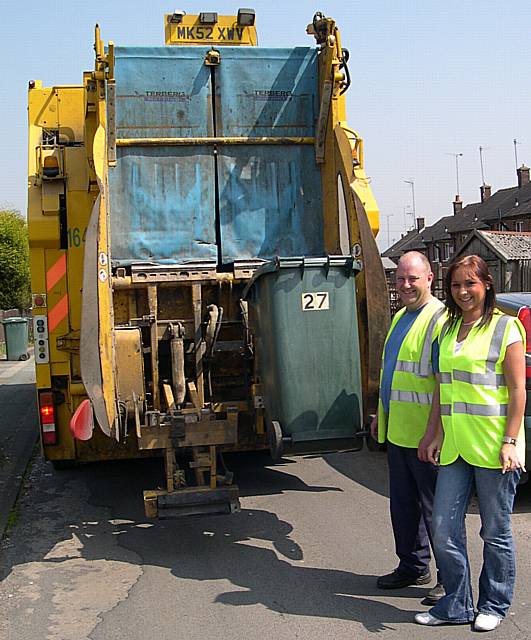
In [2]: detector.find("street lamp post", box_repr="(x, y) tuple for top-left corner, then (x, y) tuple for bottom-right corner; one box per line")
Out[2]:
(514, 139), (521, 172)
(404, 180), (416, 227)
(479, 146), (488, 185)
(447, 152), (463, 195)
(384, 213), (392, 248)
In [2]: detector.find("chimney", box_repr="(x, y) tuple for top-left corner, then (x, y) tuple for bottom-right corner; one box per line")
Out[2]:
(480, 184), (491, 202)
(453, 195), (463, 215)
(517, 164), (530, 188)
(416, 217), (425, 232)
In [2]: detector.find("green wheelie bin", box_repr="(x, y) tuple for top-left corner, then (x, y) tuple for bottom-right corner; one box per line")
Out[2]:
(2, 317), (29, 361)
(244, 256), (364, 459)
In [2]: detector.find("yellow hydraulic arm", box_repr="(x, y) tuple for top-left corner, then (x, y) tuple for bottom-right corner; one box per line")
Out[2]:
(310, 13), (390, 417)
(79, 26), (118, 438)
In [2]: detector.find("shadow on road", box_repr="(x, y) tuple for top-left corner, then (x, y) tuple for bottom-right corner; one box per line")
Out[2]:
(224, 451), (344, 497)
(2, 447), (529, 634)
(323, 448), (390, 499)
(0, 455), (430, 633)
(322, 446), (531, 515)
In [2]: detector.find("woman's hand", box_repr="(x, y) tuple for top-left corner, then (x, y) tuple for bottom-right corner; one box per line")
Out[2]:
(426, 432), (443, 465)
(499, 443), (526, 474)
(418, 431), (436, 462)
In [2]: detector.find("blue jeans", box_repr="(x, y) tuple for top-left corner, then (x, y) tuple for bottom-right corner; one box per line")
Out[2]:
(430, 457), (520, 623)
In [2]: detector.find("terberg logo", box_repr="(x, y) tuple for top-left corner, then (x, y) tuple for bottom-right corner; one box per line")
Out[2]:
(254, 90), (293, 97)
(144, 91), (189, 102)
(254, 90), (293, 101)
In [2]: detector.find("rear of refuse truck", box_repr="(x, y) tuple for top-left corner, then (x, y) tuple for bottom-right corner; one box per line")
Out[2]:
(28, 10), (390, 517)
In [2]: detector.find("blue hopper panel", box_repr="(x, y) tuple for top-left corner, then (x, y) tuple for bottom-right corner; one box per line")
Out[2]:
(109, 46), (217, 264)
(215, 47), (318, 138)
(218, 145), (324, 262)
(109, 147), (217, 264)
(113, 46), (213, 139)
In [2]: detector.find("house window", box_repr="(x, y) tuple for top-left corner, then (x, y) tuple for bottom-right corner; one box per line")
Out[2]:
(442, 243), (450, 262)
(433, 245), (440, 263)
(515, 220), (524, 232)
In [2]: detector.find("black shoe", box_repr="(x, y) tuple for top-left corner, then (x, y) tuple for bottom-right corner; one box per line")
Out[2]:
(377, 568), (432, 589)
(421, 581), (445, 606)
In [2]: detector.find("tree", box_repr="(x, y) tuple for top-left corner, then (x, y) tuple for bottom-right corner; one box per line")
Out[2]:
(0, 210), (30, 310)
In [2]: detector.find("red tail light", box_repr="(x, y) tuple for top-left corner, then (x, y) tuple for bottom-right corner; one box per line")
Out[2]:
(39, 391), (57, 445)
(517, 306), (531, 381)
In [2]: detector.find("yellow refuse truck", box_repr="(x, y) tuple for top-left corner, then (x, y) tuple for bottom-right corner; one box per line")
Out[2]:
(28, 10), (389, 517)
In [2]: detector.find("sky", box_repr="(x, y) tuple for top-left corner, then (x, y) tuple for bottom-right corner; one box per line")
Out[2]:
(2, 0), (531, 251)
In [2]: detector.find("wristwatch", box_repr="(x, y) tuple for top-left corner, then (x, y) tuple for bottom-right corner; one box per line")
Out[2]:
(502, 436), (518, 445)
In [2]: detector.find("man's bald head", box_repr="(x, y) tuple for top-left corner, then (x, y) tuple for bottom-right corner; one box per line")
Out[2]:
(395, 251), (434, 310)
(397, 251), (432, 275)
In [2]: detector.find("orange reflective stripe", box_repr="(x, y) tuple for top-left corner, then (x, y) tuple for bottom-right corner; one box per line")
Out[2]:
(48, 294), (69, 332)
(46, 254), (67, 292)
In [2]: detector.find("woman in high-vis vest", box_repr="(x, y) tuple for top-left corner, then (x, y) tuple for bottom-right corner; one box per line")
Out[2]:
(415, 255), (526, 633)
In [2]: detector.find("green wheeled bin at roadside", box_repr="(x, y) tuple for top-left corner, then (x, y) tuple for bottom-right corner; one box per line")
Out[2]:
(244, 256), (364, 459)
(2, 317), (29, 361)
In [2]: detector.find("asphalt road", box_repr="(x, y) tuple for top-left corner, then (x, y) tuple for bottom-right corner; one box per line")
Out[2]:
(0, 367), (530, 638)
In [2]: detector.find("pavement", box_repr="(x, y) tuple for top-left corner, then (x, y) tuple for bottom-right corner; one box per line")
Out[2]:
(0, 352), (38, 540)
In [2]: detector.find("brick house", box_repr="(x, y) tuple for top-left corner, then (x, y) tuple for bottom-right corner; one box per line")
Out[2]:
(382, 165), (531, 295)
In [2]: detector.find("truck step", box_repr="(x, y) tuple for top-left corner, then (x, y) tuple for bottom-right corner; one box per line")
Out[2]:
(144, 485), (240, 518)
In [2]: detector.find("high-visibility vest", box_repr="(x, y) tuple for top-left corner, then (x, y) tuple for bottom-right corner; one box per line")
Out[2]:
(378, 298), (446, 447)
(438, 312), (526, 468)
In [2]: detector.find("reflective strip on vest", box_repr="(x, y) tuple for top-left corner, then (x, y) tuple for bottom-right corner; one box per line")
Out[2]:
(438, 320), (450, 346)
(418, 307), (446, 376)
(453, 402), (508, 417)
(440, 403), (451, 416)
(452, 370), (506, 387)
(395, 306), (445, 378)
(479, 314), (510, 378)
(440, 402), (507, 417)
(390, 389), (433, 405)
(395, 361), (418, 373)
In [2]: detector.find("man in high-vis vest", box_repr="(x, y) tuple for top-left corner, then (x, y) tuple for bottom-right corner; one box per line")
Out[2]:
(370, 251), (446, 603)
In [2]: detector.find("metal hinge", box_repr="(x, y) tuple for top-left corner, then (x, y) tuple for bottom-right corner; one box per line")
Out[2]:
(205, 49), (221, 65)
(56, 330), (80, 353)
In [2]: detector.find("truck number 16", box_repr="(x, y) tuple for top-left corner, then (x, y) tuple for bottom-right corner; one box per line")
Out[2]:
(301, 292), (329, 311)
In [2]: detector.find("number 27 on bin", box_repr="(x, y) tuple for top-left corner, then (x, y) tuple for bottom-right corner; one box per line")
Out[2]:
(301, 292), (329, 311)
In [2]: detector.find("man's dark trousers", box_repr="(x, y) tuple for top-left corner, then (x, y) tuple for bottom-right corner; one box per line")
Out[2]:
(387, 441), (438, 577)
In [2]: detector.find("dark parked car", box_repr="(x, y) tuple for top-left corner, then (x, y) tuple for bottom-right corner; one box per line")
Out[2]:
(496, 293), (531, 470)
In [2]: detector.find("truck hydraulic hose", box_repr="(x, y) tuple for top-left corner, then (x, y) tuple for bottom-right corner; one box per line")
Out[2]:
(339, 48), (351, 95)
